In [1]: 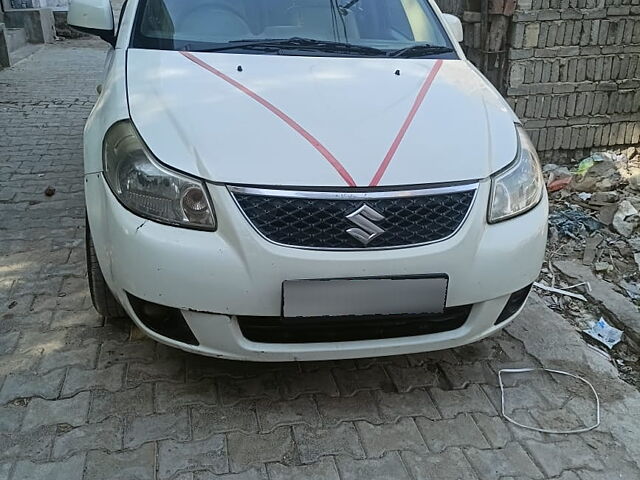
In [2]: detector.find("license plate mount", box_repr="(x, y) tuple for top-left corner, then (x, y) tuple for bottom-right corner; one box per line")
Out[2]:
(282, 276), (448, 319)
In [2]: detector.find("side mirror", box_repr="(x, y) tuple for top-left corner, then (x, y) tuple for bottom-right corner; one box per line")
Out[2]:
(442, 14), (463, 43)
(68, 0), (115, 46)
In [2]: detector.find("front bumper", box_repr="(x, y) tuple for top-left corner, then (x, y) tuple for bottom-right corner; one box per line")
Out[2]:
(85, 173), (548, 361)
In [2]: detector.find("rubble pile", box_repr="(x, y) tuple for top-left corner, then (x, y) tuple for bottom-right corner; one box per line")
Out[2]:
(543, 147), (640, 290)
(536, 146), (640, 383)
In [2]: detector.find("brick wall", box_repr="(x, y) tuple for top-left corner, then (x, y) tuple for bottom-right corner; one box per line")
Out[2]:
(436, 0), (640, 162)
(506, 0), (640, 161)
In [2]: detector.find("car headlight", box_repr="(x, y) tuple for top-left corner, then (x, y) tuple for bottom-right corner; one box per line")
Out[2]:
(488, 125), (544, 223)
(103, 121), (216, 230)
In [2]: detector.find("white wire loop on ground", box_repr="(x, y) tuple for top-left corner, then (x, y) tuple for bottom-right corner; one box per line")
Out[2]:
(498, 368), (600, 434)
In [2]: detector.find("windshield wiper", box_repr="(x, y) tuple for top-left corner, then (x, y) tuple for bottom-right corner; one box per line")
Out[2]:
(388, 44), (454, 58)
(192, 37), (386, 56)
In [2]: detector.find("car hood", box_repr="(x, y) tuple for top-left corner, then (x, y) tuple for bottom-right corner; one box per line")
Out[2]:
(127, 49), (518, 188)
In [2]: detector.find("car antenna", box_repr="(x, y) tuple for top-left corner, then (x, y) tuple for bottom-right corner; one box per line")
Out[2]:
(395, 69), (400, 76)
(237, 65), (243, 72)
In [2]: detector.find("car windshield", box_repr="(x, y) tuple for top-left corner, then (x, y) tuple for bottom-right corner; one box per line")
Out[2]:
(131, 0), (456, 58)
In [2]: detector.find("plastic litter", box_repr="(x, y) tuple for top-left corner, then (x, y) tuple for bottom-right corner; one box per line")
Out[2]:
(549, 209), (601, 238)
(583, 317), (623, 349)
(533, 282), (587, 301)
(620, 280), (640, 300)
(576, 152), (625, 177)
(575, 157), (597, 177)
(577, 192), (592, 201)
(498, 368), (600, 434)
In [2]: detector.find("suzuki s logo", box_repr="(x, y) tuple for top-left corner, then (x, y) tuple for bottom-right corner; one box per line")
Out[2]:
(346, 204), (385, 246)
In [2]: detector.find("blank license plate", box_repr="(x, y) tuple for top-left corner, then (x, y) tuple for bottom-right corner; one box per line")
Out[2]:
(282, 276), (448, 318)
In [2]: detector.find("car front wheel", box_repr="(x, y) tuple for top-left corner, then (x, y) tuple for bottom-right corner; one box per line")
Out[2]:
(85, 216), (126, 319)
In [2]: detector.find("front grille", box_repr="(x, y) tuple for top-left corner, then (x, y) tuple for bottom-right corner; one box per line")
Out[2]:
(238, 306), (471, 343)
(230, 185), (477, 249)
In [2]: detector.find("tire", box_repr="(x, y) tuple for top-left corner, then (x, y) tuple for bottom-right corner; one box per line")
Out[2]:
(86, 217), (127, 319)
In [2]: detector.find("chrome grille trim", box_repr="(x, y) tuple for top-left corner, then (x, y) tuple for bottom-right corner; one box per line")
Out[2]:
(228, 183), (479, 200)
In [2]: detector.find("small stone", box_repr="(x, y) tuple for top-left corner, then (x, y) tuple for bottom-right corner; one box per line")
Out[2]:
(594, 261), (613, 272)
(44, 186), (56, 197)
(612, 200), (639, 237)
(628, 237), (640, 252)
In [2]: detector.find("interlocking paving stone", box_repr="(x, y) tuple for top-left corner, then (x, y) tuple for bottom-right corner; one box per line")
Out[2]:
(89, 384), (154, 422)
(524, 438), (605, 477)
(50, 309), (102, 328)
(97, 340), (156, 368)
(155, 380), (218, 412)
(415, 413), (490, 452)
(440, 362), (495, 389)
(0, 404), (26, 433)
(12, 454), (85, 480)
(124, 409), (190, 448)
(293, 423), (365, 464)
(465, 443), (544, 479)
(61, 364), (125, 396)
(227, 427), (295, 472)
(187, 358), (289, 381)
(267, 457), (340, 480)
(402, 448), (479, 480)
(579, 431), (640, 480)
(192, 402), (259, 439)
(15, 330), (69, 355)
(356, 418), (426, 457)
(126, 359), (186, 386)
(0, 463), (10, 480)
(21, 392), (90, 430)
(429, 384), (498, 418)
(53, 417), (122, 458)
(0, 352), (41, 378)
(385, 364), (443, 392)
(406, 349), (459, 366)
(0, 332), (19, 355)
(454, 339), (504, 363)
(372, 389), (440, 422)
(335, 452), (411, 480)
(85, 443), (156, 480)
(332, 366), (394, 396)
(194, 467), (267, 480)
(472, 413), (513, 448)
(37, 344), (99, 374)
(218, 373), (281, 405)
(256, 396), (320, 432)
(484, 382), (551, 415)
(355, 355), (408, 369)
(0, 369), (65, 404)
(0, 426), (55, 462)
(158, 436), (227, 479)
(279, 368), (339, 398)
(529, 408), (590, 432)
(315, 391), (381, 426)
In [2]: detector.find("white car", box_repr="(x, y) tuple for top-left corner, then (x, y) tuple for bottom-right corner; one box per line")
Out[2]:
(71, 0), (548, 361)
